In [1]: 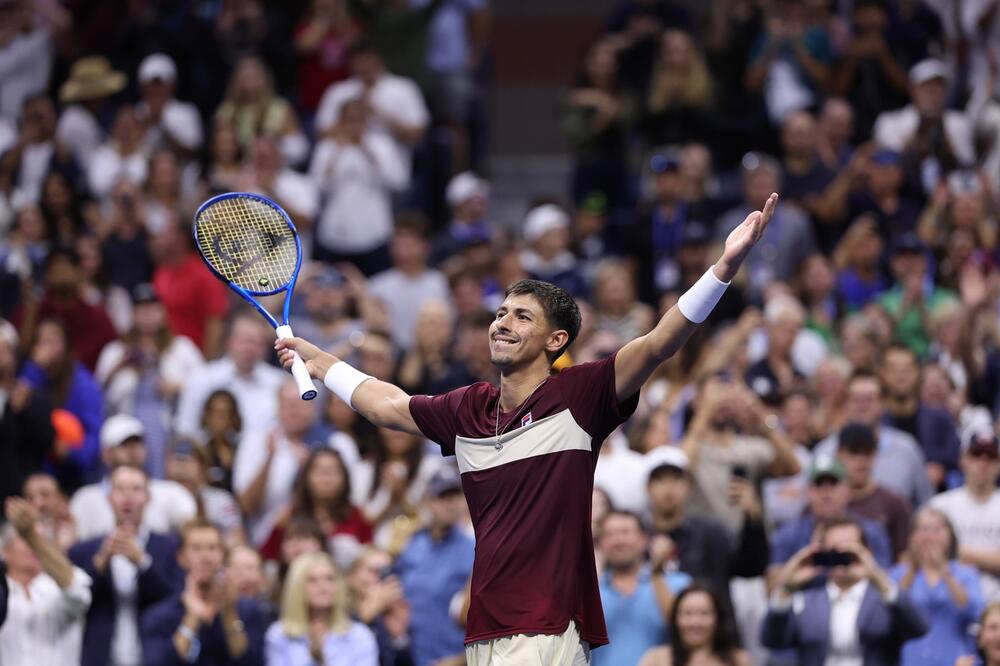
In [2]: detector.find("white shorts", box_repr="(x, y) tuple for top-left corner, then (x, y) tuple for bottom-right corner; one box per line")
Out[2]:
(465, 621), (591, 666)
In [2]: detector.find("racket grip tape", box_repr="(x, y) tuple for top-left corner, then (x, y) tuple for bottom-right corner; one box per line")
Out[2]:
(275, 325), (318, 400)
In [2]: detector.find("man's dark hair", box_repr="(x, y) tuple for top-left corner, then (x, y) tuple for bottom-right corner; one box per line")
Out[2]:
(598, 509), (646, 535)
(847, 368), (885, 396)
(393, 211), (430, 239)
(815, 516), (868, 548)
(504, 279), (581, 362)
(880, 343), (918, 367)
(838, 422), (877, 455)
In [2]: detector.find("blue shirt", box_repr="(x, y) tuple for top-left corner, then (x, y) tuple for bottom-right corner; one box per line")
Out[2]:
(890, 562), (983, 666)
(264, 620), (378, 666)
(593, 566), (691, 666)
(396, 526), (475, 666)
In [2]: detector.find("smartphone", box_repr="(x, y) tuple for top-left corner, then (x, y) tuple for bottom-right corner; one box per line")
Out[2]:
(731, 464), (749, 480)
(378, 566), (394, 581)
(811, 550), (856, 568)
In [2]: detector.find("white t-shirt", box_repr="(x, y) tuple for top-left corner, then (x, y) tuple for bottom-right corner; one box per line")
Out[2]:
(232, 429), (307, 547)
(96, 336), (205, 417)
(309, 134), (408, 253)
(70, 478), (197, 542)
(368, 268), (450, 350)
(174, 358), (286, 440)
(0, 27), (51, 119)
(0, 568), (91, 666)
(595, 434), (650, 515)
(87, 145), (148, 198)
(930, 487), (1000, 601)
(57, 105), (103, 170)
(315, 74), (429, 174)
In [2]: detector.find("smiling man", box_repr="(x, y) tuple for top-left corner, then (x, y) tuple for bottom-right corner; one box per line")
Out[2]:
(276, 193), (780, 665)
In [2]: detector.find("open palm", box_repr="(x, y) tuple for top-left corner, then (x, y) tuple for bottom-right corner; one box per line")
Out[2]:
(719, 193), (779, 279)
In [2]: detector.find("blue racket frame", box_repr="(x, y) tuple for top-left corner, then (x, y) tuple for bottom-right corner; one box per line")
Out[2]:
(193, 191), (317, 400)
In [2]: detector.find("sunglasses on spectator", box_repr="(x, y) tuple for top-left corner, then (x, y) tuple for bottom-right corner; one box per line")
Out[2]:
(967, 443), (1000, 460)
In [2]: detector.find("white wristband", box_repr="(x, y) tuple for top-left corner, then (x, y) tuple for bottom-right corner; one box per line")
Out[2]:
(323, 362), (373, 409)
(677, 265), (730, 323)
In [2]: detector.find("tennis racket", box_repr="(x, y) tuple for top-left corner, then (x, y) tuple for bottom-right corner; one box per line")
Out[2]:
(193, 192), (317, 400)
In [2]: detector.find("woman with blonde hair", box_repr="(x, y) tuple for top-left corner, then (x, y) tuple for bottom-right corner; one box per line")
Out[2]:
(215, 56), (309, 167)
(265, 551), (378, 665)
(641, 29), (713, 146)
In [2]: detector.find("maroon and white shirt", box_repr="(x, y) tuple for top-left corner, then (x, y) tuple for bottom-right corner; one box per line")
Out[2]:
(408, 354), (639, 647)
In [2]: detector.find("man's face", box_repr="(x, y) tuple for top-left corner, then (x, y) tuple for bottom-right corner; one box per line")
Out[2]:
(106, 438), (147, 469)
(647, 471), (689, 514)
(807, 477), (849, 519)
(845, 378), (883, 426)
(3, 533), (40, 579)
(744, 168), (779, 209)
(358, 335), (396, 381)
(426, 490), (464, 529)
(867, 162), (902, 196)
(166, 453), (203, 490)
(781, 112), (816, 159)
(350, 52), (381, 84)
(489, 294), (558, 369)
(838, 450), (875, 489)
(390, 230), (428, 269)
(653, 170), (680, 203)
(912, 78), (947, 118)
(23, 475), (60, 518)
(781, 394), (812, 442)
(960, 448), (1000, 489)
(228, 546), (265, 597)
(881, 349), (920, 398)
(599, 514), (647, 570)
(278, 381), (316, 437)
(179, 527), (225, 584)
(44, 255), (80, 299)
(891, 252), (926, 282)
(281, 534), (322, 565)
(108, 467), (150, 527)
(227, 318), (268, 372)
(822, 523), (866, 587)
(349, 551), (391, 594)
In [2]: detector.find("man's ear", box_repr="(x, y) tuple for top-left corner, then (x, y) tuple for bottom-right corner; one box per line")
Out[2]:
(546, 329), (569, 356)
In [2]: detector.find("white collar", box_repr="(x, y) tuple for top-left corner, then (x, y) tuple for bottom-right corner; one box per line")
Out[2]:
(827, 578), (868, 603)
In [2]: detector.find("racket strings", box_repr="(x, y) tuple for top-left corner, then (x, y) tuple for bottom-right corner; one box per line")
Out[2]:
(195, 197), (298, 293)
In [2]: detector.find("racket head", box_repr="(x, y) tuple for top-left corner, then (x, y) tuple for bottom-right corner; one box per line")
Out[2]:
(192, 192), (303, 297)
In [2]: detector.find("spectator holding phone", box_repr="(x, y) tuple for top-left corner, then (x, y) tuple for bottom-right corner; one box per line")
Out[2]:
(891, 507), (983, 666)
(762, 516), (927, 665)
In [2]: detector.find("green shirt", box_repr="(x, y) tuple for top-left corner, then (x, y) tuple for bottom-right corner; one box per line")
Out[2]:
(878, 286), (957, 358)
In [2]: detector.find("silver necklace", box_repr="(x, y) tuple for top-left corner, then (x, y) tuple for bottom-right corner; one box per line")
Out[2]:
(494, 375), (548, 451)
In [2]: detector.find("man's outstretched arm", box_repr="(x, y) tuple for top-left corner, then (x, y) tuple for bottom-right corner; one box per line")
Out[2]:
(614, 193), (779, 401)
(275, 339), (422, 436)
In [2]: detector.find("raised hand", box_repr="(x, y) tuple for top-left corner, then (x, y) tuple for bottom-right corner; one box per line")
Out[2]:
(275, 336), (338, 380)
(5, 497), (37, 538)
(715, 192), (779, 282)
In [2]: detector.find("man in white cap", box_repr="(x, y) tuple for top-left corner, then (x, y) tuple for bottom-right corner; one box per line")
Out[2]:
(69, 414), (196, 541)
(873, 58), (974, 172)
(135, 53), (203, 156)
(520, 203), (587, 298)
(431, 171), (492, 265)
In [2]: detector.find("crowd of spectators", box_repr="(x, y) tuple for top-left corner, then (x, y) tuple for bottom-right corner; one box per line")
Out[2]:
(0, 0), (998, 664)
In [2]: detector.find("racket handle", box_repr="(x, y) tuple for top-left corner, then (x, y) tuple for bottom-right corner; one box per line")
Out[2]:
(275, 325), (318, 401)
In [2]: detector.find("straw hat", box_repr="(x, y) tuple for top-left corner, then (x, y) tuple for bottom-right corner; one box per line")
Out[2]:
(59, 56), (127, 103)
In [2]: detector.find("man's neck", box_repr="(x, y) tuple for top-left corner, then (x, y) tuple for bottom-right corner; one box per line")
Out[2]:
(885, 394), (917, 417)
(966, 482), (997, 502)
(651, 510), (683, 533)
(833, 577), (863, 593)
(608, 561), (642, 590)
(397, 263), (425, 278)
(8, 570), (35, 591)
(498, 363), (551, 412)
(849, 481), (876, 502)
(429, 523), (451, 542)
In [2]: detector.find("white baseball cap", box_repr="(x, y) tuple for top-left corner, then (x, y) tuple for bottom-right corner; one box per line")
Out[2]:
(138, 53), (177, 85)
(909, 58), (949, 86)
(645, 446), (689, 479)
(446, 172), (488, 208)
(522, 204), (569, 243)
(0, 318), (17, 348)
(100, 414), (145, 450)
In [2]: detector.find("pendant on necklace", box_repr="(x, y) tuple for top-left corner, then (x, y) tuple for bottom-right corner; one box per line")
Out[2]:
(494, 438), (503, 451)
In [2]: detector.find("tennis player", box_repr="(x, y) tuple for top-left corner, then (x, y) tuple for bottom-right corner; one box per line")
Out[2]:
(276, 193), (779, 665)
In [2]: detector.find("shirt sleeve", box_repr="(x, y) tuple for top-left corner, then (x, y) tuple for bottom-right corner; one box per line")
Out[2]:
(408, 385), (473, 455)
(59, 567), (92, 619)
(559, 353), (640, 445)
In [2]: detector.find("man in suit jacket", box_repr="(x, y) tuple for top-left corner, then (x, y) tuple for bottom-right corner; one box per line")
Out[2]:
(761, 516), (928, 666)
(69, 465), (181, 666)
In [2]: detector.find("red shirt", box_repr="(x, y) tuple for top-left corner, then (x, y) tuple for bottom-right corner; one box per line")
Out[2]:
(15, 296), (117, 371)
(152, 253), (229, 350)
(260, 504), (374, 561)
(295, 22), (354, 111)
(409, 354), (639, 647)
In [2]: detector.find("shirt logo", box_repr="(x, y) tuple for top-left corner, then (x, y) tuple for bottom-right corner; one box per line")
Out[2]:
(521, 412), (533, 427)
